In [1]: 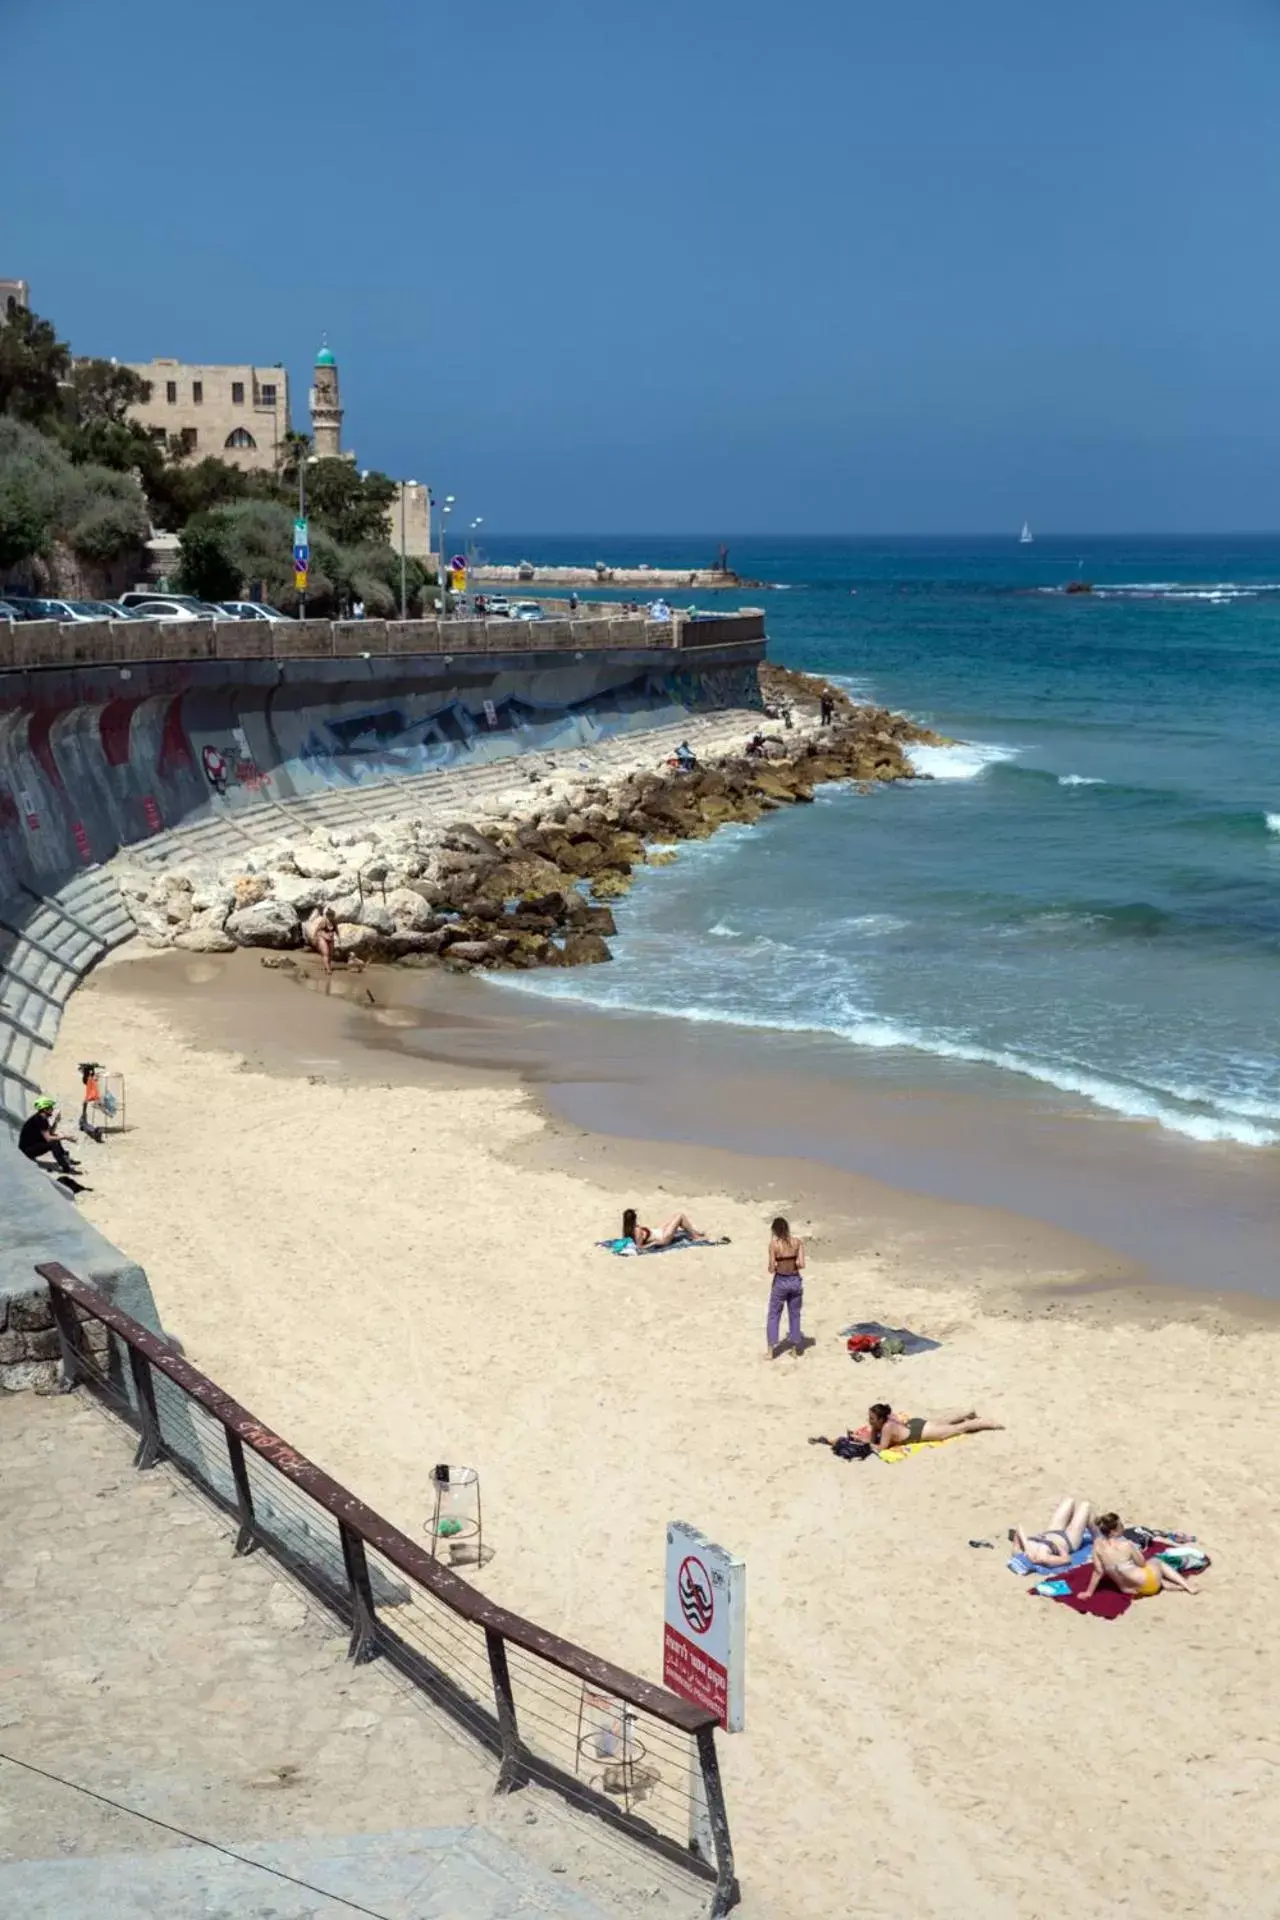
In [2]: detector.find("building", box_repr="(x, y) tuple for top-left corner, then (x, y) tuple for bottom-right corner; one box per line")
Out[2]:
(391, 480), (431, 560)
(0, 278), (29, 319)
(123, 359), (291, 473)
(308, 344), (344, 460)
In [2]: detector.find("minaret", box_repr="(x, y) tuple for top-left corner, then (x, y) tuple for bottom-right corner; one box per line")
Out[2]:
(309, 341), (343, 459)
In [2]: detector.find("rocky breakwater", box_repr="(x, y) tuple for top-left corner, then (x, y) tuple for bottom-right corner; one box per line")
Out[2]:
(113, 701), (942, 975)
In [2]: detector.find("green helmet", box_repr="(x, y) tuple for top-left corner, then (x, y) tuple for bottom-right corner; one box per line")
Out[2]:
(33, 1096), (55, 1112)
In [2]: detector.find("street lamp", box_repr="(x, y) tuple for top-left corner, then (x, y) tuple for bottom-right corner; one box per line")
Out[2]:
(467, 516), (484, 584)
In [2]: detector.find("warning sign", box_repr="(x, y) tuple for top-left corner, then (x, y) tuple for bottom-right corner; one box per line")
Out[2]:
(662, 1521), (744, 1732)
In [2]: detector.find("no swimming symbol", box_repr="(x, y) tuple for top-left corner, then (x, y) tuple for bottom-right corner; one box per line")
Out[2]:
(677, 1555), (715, 1635)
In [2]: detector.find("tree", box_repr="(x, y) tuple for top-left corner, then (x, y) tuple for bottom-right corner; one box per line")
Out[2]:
(0, 306), (71, 426)
(176, 511), (242, 601)
(0, 418), (70, 569)
(67, 358), (149, 427)
(61, 464), (149, 564)
(301, 459), (397, 547)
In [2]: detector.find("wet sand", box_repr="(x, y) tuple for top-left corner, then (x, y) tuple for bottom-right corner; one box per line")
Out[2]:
(45, 944), (1280, 1918)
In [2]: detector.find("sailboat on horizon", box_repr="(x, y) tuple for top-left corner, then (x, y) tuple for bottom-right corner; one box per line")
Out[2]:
(1020, 521), (1034, 545)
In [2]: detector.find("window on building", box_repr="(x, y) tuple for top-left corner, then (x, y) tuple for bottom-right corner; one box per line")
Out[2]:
(224, 428), (257, 450)
(259, 383), (277, 407)
(148, 427), (167, 443)
(5, 296), (15, 318)
(140, 380), (153, 403)
(231, 380), (244, 405)
(166, 380), (177, 404)
(177, 427), (198, 453)
(192, 380), (203, 404)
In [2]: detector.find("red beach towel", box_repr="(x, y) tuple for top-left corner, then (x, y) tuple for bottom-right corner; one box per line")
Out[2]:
(1032, 1543), (1202, 1618)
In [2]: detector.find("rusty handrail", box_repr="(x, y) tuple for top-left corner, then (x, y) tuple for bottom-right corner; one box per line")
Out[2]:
(35, 1262), (716, 1737)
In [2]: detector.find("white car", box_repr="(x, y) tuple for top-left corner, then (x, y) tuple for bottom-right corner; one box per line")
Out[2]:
(126, 597), (236, 622)
(509, 601), (544, 621)
(219, 601), (291, 622)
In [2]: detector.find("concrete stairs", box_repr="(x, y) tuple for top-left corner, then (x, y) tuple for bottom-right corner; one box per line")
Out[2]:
(0, 869), (136, 1132)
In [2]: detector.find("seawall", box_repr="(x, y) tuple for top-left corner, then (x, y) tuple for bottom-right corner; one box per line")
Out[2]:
(0, 610), (767, 1386)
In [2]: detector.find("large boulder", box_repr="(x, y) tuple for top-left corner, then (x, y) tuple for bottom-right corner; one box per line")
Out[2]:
(355, 901), (395, 935)
(174, 923), (236, 953)
(560, 930), (612, 966)
(293, 843), (345, 880)
(334, 921), (381, 958)
(273, 873), (325, 915)
(231, 873), (272, 908)
(226, 899), (300, 948)
(384, 888), (438, 931)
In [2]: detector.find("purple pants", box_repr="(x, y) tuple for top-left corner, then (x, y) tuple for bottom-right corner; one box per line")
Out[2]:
(767, 1274), (804, 1350)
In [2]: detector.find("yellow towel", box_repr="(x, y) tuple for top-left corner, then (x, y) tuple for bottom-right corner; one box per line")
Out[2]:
(877, 1434), (971, 1465)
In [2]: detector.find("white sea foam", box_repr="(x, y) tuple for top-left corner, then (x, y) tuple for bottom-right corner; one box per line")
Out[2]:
(1266, 814), (1280, 835)
(837, 913), (910, 936)
(490, 976), (1280, 1148)
(906, 740), (1019, 781)
(1059, 774), (1105, 788)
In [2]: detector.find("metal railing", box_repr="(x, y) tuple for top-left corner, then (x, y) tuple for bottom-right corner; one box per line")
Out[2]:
(35, 1262), (739, 1916)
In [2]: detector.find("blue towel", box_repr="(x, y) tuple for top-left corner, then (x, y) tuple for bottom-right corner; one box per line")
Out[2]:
(596, 1234), (731, 1256)
(1007, 1534), (1094, 1577)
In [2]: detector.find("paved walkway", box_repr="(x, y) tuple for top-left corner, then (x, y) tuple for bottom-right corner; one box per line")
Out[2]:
(0, 1392), (707, 1918)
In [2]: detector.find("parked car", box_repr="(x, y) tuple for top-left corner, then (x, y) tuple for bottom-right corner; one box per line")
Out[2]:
(3, 595), (83, 621)
(0, 601), (20, 622)
(481, 595), (511, 617)
(218, 601), (291, 622)
(125, 597), (235, 622)
(509, 600), (544, 622)
(117, 590), (230, 616)
(67, 599), (147, 621)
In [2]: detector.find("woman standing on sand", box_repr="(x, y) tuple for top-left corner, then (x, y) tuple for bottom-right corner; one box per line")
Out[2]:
(766, 1216), (806, 1357)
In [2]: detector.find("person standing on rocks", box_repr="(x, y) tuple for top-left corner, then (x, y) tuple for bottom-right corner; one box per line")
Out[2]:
(305, 906), (338, 975)
(766, 1216), (806, 1358)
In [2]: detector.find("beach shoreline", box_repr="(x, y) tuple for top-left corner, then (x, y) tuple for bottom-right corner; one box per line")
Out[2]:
(45, 944), (1280, 1917)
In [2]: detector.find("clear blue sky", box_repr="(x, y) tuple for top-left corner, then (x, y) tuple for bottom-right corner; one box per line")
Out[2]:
(6, 0), (1279, 535)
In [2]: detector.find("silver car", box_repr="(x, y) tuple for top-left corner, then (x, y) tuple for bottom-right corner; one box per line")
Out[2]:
(219, 601), (291, 622)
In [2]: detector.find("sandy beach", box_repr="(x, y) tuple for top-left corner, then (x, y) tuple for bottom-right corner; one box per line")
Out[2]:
(42, 947), (1280, 1918)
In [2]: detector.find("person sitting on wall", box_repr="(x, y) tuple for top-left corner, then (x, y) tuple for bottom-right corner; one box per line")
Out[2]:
(18, 1097), (82, 1177)
(670, 740), (698, 772)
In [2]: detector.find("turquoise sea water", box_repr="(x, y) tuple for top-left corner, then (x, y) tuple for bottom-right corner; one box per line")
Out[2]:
(484, 535), (1280, 1149)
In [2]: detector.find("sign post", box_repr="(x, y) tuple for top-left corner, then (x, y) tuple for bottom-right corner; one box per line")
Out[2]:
(293, 515), (310, 602)
(449, 551), (467, 595)
(663, 1521), (745, 1733)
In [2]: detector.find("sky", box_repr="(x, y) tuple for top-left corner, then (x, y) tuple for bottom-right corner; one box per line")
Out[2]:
(5, 0), (1280, 536)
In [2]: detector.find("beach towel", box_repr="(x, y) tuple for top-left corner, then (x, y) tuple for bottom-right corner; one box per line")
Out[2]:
(877, 1434), (972, 1465)
(1007, 1535), (1094, 1578)
(840, 1321), (941, 1356)
(1030, 1543), (1206, 1617)
(596, 1235), (731, 1257)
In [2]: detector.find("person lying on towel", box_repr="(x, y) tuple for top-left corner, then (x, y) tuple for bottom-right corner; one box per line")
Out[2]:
(866, 1403), (1004, 1452)
(1009, 1495), (1093, 1568)
(620, 1207), (710, 1251)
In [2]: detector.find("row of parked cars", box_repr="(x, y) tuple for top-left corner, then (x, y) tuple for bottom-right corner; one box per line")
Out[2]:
(0, 593), (289, 625)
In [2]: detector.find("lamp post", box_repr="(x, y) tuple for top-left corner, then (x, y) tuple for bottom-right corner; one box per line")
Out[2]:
(468, 516), (484, 593)
(438, 494), (454, 615)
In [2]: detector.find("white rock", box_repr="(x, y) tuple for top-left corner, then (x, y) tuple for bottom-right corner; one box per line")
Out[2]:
(334, 921), (380, 957)
(226, 899), (299, 948)
(356, 902), (395, 935)
(191, 883), (234, 919)
(384, 889), (436, 931)
(173, 924), (236, 953)
(272, 873), (324, 914)
(293, 844), (344, 880)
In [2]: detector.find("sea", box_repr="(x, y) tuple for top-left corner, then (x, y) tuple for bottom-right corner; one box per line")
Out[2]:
(481, 534), (1280, 1156)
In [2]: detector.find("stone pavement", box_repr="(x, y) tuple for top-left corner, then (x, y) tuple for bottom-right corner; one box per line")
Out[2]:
(0, 1391), (708, 1919)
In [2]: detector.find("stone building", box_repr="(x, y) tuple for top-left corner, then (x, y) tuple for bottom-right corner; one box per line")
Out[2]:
(0, 277), (29, 318)
(123, 359), (291, 473)
(305, 343), (429, 559)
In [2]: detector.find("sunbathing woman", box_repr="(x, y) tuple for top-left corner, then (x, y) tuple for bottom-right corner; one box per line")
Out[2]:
(621, 1207), (708, 1250)
(1083, 1513), (1198, 1600)
(866, 1403), (1004, 1451)
(1010, 1495), (1093, 1567)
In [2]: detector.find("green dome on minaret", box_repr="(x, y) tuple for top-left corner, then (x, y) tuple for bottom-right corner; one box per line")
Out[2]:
(315, 345), (335, 367)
